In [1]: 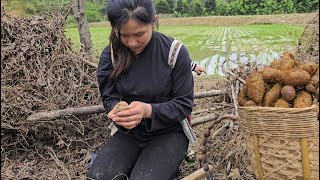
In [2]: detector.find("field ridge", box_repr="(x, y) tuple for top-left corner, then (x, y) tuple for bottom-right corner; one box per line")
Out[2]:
(89, 12), (318, 27)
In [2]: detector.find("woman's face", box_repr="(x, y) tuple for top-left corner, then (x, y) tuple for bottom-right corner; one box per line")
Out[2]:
(119, 18), (153, 54)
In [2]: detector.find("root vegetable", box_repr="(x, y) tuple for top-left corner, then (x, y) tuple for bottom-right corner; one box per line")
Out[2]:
(244, 100), (257, 106)
(310, 69), (319, 87)
(246, 72), (265, 104)
(293, 91), (312, 108)
(305, 83), (317, 93)
(274, 99), (290, 108)
(270, 60), (281, 69)
(238, 85), (249, 106)
(305, 69), (319, 93)
(113, 101), (128, 113)
(276, 68), (311, 86)
(278, 52), (295, 71)
(260, 67), (279, 81)
(294, 60), (305, 67)
(298, 62), (319, 76)
(264, 83), (282, 107)
(281, 85), (296, 101)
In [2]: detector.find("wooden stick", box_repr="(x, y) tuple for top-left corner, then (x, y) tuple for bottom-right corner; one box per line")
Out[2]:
(83, 59), (98, 68)
(215, 62), (246, 84)
(26, 90), (226, 121)
(27, 105), (105, 121)
(192, 113), (219, 126)
(192, 106), (224, 115)
(230, 81), (238, 116)
(194, 89), (225, 98)
(181, 165), (213, 180)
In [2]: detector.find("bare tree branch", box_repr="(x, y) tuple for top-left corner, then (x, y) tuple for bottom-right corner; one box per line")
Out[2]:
(27, 90), (226, 121)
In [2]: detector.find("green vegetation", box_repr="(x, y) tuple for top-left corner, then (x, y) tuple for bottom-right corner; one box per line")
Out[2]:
(65, 24), (304, 62)
(4, 0), (319, 23)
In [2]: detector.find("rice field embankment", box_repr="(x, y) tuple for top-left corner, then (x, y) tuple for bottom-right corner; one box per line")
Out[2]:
(89, 12), (318, 27)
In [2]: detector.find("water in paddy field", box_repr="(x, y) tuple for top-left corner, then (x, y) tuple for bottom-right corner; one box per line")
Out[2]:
(196, 50), (288, 76)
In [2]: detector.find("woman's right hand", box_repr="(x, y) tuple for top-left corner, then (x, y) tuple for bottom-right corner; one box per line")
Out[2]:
(107, 101), (129, 120)
(108, 101), (151, 129)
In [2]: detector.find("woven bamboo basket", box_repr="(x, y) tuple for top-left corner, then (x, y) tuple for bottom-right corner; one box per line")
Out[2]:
(238, 105), (319, 180)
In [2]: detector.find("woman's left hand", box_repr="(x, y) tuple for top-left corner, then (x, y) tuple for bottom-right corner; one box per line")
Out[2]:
(112, 101), (152, 129)
(194, 65), (207, 76)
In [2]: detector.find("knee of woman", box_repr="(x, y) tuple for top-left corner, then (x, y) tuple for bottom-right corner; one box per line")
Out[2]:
(87, 167), (128, 180)
(87, 166), (107, 180)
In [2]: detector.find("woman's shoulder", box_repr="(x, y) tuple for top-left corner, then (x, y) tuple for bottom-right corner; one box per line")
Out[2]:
(153, 32), (190, 66)
(101, 45), (111, 55)
(154, 31), (175, 47)
(98, 45), (112, 66)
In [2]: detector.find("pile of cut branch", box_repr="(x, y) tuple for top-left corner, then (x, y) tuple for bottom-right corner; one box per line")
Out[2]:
(1, 9), (108, 179)
(295, 12), (319, 64)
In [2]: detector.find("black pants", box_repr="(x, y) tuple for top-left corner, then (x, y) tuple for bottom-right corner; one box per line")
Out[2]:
(87, 130), (189, 180)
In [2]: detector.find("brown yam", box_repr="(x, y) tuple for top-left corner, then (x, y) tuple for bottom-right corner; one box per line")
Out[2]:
(238, 85), (249, 106)
(294, 60), (305, 67)
(305, 70), (319, 93)
(281, 85), (296, 101)
(274, 99), (290, 108)
(113, 101), (128, 113)
(276, 68), (311, 86)
(244, 100), (257, 106)
(260, 67), (279, 81)
(298, 62), (319, 76)
(264, 83), (282, 107)
(293, 91), (312, 108)
(246, 72), (265, 104)
(310, 69), (319, 87)
(305, 83), (316, 93)
(278, 52), (295, 71)
(270, 60), (281, 69)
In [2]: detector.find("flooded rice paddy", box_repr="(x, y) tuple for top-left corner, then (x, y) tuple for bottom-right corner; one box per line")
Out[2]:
(66, 24), (304, 75)
(159, 25), (303, 75)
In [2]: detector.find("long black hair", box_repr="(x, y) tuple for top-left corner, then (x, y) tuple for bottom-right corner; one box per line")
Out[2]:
(106, 0), (158, 79)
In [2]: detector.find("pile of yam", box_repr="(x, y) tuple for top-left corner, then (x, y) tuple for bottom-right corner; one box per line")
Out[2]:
(238, 51), (319, 108)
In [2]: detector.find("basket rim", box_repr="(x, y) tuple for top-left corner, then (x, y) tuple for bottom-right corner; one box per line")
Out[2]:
(238, 103), (319, 138)
(238, 104), (318, 111)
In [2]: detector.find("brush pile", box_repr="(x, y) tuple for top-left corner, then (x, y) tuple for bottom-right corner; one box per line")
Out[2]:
(1, 9), (109, 179)
(295, 12), (319, 65)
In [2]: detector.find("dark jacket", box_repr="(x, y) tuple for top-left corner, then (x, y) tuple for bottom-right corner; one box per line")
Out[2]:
(97, 31), (194, 141)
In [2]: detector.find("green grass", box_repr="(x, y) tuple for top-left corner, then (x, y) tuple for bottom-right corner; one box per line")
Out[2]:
(65, 27), (112, 57)
(64, 24), (304, 64)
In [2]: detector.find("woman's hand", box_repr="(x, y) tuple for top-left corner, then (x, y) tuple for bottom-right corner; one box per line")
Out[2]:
(194, 65), (207, 76)
(108, 101), (152, 129)
(107, 101), (128, 119)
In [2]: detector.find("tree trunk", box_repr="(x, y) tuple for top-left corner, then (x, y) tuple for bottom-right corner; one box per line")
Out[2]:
(70, 0), (94, 62)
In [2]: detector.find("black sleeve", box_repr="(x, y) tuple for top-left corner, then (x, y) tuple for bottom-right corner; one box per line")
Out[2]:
(96, 46), (120, 113)
(150, 45), (194, 126)
(191, 61), (197, 71)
